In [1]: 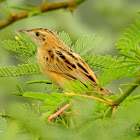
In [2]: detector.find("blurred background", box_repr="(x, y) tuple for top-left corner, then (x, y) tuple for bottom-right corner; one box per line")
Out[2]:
(0, 0), (140, 109)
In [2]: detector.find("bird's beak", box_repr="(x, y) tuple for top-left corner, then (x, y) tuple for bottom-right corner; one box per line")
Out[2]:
(19, 30), (30, 35)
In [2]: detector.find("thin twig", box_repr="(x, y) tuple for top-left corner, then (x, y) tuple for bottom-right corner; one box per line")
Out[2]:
(0, 0), (85, 29)
(64, 93), (113, 106)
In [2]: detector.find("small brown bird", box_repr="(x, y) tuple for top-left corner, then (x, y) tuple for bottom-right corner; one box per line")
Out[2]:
(19, 28), (112, 96)
(19, 28), (113, 123)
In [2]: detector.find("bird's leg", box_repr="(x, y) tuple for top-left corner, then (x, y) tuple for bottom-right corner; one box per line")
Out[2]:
(47, 104), (70, 124)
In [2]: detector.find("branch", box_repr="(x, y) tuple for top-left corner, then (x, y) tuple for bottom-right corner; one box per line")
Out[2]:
(0, 0), (5, 2)
(65, 77), (140, 107)
(113, 77), (140, 105)
(0, 0), (85, 29)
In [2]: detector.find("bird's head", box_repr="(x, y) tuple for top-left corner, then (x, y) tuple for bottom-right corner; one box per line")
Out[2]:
(19, 28), (59, 48)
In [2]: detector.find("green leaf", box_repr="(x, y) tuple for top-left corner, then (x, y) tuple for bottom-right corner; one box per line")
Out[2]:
(0, 63), (41, 77)
(75, 80), (88, 92)
(70, 80), (83, 93)
(86, 80), (93, 91)
(59, 31), (72, 47)
(1, 35), (37, 63)
(65, 82), (77, 93)
(119, 83), (139, 87)
(16, 85), (23, 93)
(12, 92), (23, 96)
(25, 80), (52, 85)
(72, 35), (102, 57)
(85, 54), (124, 70)
(98, 66), (137, 87)
(65, 80), (93, 94)
(116, 20), (140, 69)
(23, 91), (49, 101)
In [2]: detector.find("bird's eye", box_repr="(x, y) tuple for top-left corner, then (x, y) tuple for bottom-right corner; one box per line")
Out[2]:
(35, 32), (41, 37)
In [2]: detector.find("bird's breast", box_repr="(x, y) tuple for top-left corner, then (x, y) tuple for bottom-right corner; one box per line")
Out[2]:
(37, 49), (70, 89)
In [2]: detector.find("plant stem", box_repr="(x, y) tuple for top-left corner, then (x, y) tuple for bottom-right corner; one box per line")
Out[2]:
(64, 93), (113, 105)
(113, 77), (140, 105)
(65, 77), (140, 107)
(0, 0), (85, 29)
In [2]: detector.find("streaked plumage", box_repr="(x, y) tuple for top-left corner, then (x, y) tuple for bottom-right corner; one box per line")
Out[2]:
(19, 28), (113, 96)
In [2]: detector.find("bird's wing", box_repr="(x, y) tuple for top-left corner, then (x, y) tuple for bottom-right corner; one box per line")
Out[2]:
(43, 49), (98, 86)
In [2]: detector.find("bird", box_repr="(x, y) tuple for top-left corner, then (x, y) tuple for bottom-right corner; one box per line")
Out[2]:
(19, 28), (112, 95)
(19, 28), (113, 123)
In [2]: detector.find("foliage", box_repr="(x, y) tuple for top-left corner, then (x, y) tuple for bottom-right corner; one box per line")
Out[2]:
(0, 63), (41, 77)
(1, 33), (37, 63)
(116, 20), (140, 68)
(0, 20), (140, 139)
(0, 96), (140, 140)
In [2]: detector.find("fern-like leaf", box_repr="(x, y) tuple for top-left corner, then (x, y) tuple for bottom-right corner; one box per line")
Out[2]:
(22, 91), (71, 112)
(98, 66), (137, 87)
(116, 20), (140, 66)
(85, 54), (125, 69)
(0, 63), (41, 77)
(1, 32), (37, 63)
(23, 91), (49, 101)
(71, 35), (102, 57)
(58, 31), (72, 47)
(64, 80), (94, 95)
(1, 40), (37, 63)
